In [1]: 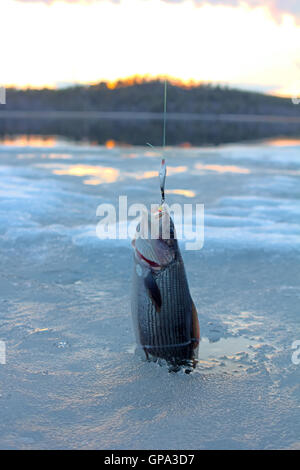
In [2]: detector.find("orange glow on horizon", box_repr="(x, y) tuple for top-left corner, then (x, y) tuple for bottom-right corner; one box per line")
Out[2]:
(105, 75), (202, 91)
(2, 73), (295, 98)
(4, 75), (204, 92)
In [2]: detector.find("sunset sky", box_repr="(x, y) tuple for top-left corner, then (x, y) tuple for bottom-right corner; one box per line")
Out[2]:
(1, 0), (300, 96)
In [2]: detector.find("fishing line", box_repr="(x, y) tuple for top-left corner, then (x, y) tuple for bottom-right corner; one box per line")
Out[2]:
(160, 79), (167, 204)
(146, 79), (168, 152)
(162, 79), (167, 151)
(146, 79), (168, 206)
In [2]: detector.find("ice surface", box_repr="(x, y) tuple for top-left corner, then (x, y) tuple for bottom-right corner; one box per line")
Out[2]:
(0, 139), (299, 449)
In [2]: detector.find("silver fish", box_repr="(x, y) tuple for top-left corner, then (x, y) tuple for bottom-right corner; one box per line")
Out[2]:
(131, 204), (200, 372)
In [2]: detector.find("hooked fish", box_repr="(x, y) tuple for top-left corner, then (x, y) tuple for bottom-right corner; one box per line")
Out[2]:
(131, 163), (200, 372)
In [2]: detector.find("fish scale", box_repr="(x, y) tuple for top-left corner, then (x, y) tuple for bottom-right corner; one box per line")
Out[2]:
(131, 255), (196, 365)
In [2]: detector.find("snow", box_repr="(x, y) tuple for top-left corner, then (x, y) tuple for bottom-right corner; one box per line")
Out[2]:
(0, 139), (299, 449)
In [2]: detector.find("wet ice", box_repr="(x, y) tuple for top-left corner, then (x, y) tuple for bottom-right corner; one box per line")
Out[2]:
(0, 138), (299, 449)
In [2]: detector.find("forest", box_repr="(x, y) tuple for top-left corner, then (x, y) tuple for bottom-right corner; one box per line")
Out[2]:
(3, 78), (298, 116)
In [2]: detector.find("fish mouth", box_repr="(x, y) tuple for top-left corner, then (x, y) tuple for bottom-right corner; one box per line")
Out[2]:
(135, 246), (161, 269)
(132, 204), (177, 269)
(132, 236), (175, 270)
(132, 238), (162, 269)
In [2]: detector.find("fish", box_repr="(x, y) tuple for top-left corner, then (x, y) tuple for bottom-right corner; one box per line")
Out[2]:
(131, 201), (200, 372)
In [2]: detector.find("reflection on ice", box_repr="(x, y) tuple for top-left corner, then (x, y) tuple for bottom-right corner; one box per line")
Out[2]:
(18, 153), (72, 160)
(52, 164), (120, 184)
(105, 139), (116, 149)
(0, 135), (58, 147)
(265, 138), (300, 147)
(197, 336), (257, 373)
(134, 166), (187, 181)
(135, 170), (158, 180)
(165, 189), (196, 198)
(195, 163), (250, 174)
(166, 166), (187, 175)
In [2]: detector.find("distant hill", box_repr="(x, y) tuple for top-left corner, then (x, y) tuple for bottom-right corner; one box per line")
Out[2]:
(1, 79), (300, 146)
(3, 79), (299, 116)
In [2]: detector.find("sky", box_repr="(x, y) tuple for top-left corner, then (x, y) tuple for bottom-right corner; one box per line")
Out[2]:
(1, 0), (300, 95)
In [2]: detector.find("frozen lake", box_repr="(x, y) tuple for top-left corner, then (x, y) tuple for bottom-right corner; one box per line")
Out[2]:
(0, 137), (299, 449)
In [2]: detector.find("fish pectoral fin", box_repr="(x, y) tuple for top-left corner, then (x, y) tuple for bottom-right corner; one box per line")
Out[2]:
(144, 271), (162, 312)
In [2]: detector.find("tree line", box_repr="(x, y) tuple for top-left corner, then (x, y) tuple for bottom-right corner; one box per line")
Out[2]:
(3, 78), (298, 116)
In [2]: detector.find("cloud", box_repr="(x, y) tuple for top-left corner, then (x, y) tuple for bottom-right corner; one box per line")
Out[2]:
(14, 0), (118, 4)
(166, 0), (300, 19)
(13, 0), (300, 21)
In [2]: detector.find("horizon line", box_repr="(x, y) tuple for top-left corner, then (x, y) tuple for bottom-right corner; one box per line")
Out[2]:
(1, 74), (290, 98)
